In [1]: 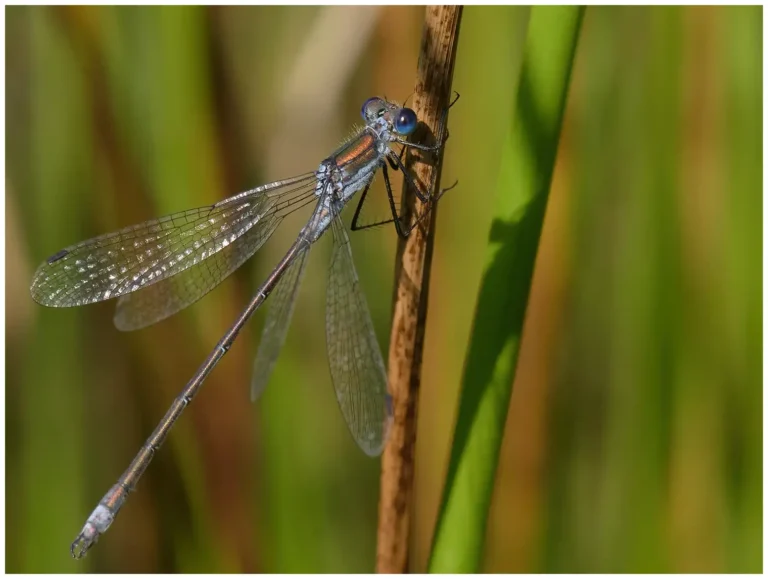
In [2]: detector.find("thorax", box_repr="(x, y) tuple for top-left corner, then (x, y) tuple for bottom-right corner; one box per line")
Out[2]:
(303, 127), (390, 242)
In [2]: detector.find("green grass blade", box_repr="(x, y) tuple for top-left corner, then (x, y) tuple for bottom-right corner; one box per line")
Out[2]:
(428, 6), (585, 572)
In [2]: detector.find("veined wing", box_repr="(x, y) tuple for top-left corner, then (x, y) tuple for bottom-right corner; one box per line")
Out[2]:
(113, 212), (283, 331)
(113, 181), (319, 331)
(326, 217), (392, 456)
(250, 245), (311, 401)
(30, 173), (318, 309)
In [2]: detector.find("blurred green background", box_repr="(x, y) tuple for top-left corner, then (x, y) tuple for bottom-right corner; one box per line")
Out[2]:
(5, 5), (761, 573)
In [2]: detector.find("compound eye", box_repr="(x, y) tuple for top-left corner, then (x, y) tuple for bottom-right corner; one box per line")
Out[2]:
(361, 97), (385, 121)
(394, 108), (417, 135)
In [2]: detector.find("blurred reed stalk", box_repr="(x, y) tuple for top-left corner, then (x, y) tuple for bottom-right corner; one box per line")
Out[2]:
(376, 5), (462, 574)
(427, 7), (584, 572)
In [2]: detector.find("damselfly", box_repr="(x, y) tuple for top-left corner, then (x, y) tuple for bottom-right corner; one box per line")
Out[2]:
(30, 94), (457, 558)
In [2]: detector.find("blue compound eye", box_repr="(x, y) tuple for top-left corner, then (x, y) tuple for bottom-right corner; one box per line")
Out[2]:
(394, 108), (417, 135)
(361, 97), (383, 120)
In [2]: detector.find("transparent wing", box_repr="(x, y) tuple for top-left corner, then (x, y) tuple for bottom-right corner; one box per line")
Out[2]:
(113, 212), (282, 331)
(326, 217), (392, 456)
(30, 173), (318, 309)
(250, 245), (311, 401)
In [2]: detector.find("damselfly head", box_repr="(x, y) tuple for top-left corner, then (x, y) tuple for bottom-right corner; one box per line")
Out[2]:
(360, 96), (389, 121)
(360, 97), (418, 136)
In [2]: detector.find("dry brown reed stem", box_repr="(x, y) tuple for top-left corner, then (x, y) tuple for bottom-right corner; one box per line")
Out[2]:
(376, 6), (462, 574)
